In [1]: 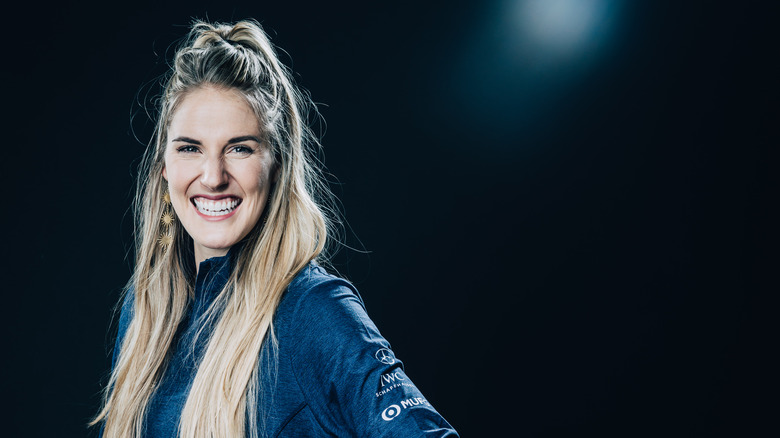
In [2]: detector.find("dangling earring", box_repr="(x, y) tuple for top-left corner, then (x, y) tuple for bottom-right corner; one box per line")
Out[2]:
(158, 190), (175, 248)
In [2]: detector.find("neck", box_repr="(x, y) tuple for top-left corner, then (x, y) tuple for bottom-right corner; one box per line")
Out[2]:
(194, 245), (230, 273)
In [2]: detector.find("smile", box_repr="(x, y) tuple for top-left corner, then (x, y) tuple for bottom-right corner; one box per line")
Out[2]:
(191, 196), (242, 217)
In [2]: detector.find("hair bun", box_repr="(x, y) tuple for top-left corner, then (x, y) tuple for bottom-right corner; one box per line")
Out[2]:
(190, 21), (266, 55)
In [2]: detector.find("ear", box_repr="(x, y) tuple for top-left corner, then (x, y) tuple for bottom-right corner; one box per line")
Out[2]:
(272, 164), (280, 184)
(162, 166), (168, 181)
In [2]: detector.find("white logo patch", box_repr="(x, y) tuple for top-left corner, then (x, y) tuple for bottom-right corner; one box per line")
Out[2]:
(380, 398), (430, 421)
(380, 370), (405, 387)
(381, 404), (401, 421)
(375, 348), (395, 365)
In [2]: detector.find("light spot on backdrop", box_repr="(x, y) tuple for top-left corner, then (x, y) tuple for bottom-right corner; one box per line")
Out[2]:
(520, 0), (611, 57)
(423, 0), (626, 145)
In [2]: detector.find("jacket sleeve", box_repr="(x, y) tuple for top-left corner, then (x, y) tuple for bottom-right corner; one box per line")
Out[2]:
(286, 279), (459, 437)
(99, 289), (134, 438)
(111, 288), (135, 370)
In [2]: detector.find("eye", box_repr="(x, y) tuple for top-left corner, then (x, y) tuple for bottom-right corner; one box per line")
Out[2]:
(176, 145), (199, 153)
(230, 145), (254, 155)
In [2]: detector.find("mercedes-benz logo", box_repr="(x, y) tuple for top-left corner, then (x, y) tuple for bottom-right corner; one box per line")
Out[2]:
(375, 348), (395, 365)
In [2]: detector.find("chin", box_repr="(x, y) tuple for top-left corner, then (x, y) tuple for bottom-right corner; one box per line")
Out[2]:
(203, 239), (239, 251)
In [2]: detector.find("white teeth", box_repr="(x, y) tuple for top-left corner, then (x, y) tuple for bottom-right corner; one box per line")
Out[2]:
(193, 197), (240, 216)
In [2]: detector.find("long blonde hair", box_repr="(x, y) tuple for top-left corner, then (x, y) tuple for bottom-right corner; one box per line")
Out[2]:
(93, 19), (337, 437)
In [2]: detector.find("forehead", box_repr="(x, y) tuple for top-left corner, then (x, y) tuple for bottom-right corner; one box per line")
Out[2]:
(168, 87), (261, 139)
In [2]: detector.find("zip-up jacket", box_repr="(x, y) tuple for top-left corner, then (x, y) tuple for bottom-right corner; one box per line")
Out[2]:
(109, 252), (459, 437)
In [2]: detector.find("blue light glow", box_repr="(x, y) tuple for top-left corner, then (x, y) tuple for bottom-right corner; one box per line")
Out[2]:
(421, 0), (626, 143)
(519, 0), (612, 57)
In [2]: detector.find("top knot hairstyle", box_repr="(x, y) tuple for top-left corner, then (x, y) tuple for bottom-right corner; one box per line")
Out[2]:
(164, 21), (302, 168)
(93, 19), (339, 438)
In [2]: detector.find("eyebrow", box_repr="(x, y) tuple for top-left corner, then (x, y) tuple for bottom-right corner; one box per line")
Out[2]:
(227, 135), (262, 144)
(171, 135), (262, 145)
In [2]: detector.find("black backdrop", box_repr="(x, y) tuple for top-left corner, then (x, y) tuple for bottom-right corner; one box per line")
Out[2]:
(2, 1), (776, 437)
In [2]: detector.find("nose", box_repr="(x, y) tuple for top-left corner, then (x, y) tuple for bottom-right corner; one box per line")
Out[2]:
(200, 156), (229, 191)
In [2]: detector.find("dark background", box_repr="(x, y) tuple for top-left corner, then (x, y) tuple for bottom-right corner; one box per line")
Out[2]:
(2, 1), (776, 436)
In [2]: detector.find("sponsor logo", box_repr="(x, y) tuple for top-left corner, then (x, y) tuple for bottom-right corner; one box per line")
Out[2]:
(381, 404), (401, 421)
(375, 348), (395, 365)
(376, 370), (414, 397)
(400, 397), (428, 409)
(380, 370), (405, 387)
(380, 398), (429, 421)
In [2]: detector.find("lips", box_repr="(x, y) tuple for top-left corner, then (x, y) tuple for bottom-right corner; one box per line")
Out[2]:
(191, 196), (242, 217)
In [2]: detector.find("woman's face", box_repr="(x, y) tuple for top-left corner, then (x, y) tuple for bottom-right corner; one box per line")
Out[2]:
(163, 86), (277, 265)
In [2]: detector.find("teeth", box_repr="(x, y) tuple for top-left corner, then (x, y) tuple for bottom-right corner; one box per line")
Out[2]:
(193, 197), (240, 216)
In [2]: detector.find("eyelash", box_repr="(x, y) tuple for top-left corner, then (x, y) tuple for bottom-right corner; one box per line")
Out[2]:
(175, 145), (254, 154)
(176, 145), (199, 153)
(231, 145), (254, 154)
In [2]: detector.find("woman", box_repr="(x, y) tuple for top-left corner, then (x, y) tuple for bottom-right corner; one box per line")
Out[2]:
(92, 19), (458, 437)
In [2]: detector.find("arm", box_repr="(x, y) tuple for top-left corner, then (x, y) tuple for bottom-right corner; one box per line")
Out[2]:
(286, 279), (459, 437)
(110, 288), (135, 370)
(98, 288), (134, 438)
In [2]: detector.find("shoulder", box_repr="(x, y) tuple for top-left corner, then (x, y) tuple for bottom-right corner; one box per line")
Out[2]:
(280, 261), (365, 318)
(110, 284), (136, 369)
(286, 261), (357, 299)
(275, 261), (382, 347)
(117, 285), (135, 333)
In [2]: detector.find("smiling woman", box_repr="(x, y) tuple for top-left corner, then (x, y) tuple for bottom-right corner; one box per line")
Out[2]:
(90, 19), (458, 438)
(163, 87), (277, 264)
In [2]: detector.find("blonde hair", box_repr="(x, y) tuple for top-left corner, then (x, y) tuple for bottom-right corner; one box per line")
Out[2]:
(93, 19), (337, 437)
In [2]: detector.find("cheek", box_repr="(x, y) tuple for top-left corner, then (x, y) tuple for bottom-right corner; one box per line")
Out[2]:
(240, 161), (274, 191)
(164, 159), (192, 189)
(163, 154), (176, 184)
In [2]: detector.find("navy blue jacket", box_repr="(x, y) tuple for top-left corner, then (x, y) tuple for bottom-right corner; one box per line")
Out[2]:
(110, 252), (458, 437)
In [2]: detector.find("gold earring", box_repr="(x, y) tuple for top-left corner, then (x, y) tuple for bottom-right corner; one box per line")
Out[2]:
(158, 190), (175, 248)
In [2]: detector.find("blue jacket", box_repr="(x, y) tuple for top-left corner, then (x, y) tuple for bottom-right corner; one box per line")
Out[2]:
(110, 252), (459, 437)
